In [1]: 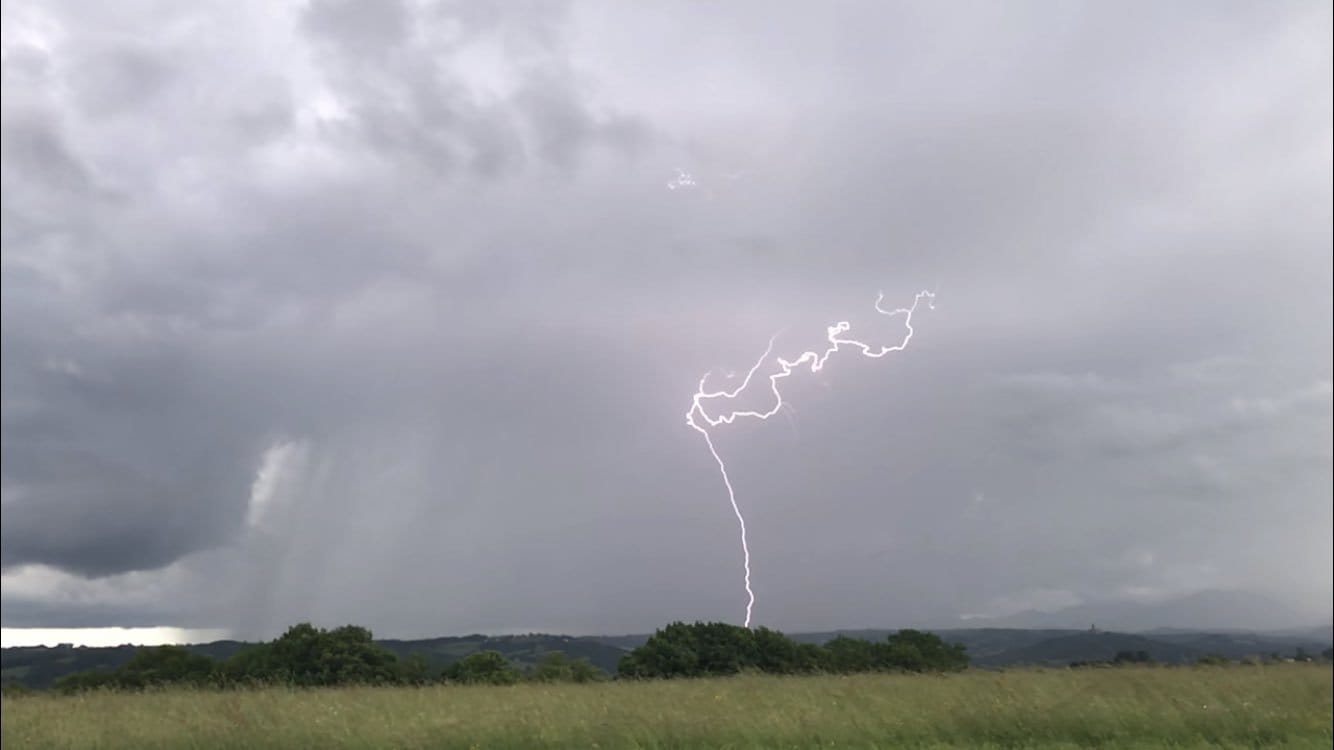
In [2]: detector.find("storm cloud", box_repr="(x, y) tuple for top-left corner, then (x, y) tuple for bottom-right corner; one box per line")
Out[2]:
(2, 0), (1330, 639)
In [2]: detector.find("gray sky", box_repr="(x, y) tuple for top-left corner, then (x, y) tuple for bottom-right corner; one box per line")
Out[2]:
(2, 0), (1330, 641)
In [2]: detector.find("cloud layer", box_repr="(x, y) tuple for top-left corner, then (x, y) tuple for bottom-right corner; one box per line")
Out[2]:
(3, 0), (1330, 638)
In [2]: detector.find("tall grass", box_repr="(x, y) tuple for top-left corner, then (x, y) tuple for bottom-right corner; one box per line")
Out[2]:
(3, 664), (1330, 749)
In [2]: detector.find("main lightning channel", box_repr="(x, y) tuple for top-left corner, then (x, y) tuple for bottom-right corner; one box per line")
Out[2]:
(686, 290), (935, 627)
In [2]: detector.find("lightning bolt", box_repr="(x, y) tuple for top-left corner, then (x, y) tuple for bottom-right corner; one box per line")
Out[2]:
(686, 289), (936, 627)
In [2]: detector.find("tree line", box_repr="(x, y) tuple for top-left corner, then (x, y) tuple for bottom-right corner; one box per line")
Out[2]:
(46, 621), (969, 693)
(618, 622), (968, 677)
(51, 623), (598, 692)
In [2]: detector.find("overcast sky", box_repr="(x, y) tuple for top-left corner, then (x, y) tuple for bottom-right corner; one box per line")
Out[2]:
(2, 0), (1330, 642)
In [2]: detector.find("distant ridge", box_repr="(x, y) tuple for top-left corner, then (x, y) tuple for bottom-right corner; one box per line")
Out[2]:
(955, 590), (1321, 632)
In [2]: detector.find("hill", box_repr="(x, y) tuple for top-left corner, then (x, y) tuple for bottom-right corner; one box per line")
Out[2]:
(960, 590), (1320, 631)
(969, 631), (1199, 666)
(375, 633), (628, 674)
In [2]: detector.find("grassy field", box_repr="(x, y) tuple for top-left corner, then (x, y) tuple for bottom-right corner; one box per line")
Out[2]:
(2, 665), (1329, 749)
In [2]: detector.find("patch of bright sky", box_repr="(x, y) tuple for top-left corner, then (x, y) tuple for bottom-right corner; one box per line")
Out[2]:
(2, 627), (230, 648)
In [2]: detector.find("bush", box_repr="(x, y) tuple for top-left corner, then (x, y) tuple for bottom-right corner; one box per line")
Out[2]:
(1113, 650), (1154, 665)
(1, 682), (34, 697)
(119, 646), (218, 688)
(445, 651), (520, 685)
(54, 670), (119, 694)
(531, 651), (603, 683)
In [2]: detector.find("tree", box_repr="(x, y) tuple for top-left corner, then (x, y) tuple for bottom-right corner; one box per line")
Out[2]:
(618, 622), (705, 678)
(53, 646), (217, 692)
(532, 651), (574, 682)
(531, 651), (603, 683)
(1113, 650), (1153, 665)
(222, 623), (399, 686)
(567, 657), (603, 683)
(394, 653), (434, 685)
(116, 645), (217, 687)
(795, 642), (827, 673)
(618, 622), (969, 679)
(823, 636), (879, 673)
(881, 629), (968, 673)
(751, 626), (809, 675)
(618, 621), (766, 678)
(54, 670), (117, 694)
(445, 651), (520, 685)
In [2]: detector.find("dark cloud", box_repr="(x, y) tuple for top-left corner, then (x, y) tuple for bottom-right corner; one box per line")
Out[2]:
(1, 110), (94, 195)
(1, 0), (1329, 637)
(68, 42), (174, 117)
(301, 0), (411, 57)
(297, 0), (643, 180)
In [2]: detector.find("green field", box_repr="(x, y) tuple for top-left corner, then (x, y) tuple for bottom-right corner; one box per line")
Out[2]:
(2, 665), (1329, 749)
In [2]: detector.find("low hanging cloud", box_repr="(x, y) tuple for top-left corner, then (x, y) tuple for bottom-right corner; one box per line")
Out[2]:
(2, 0), (1330, 639)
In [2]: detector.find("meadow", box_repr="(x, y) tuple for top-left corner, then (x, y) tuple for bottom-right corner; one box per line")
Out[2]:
(2, 664), (1329, 749)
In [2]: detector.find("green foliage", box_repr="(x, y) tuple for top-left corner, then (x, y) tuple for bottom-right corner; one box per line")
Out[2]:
(1072, 650), (1160, 669)
(0, 681), (33, 697)
(618, 621), (750, 678)
(444, 650), (520, 685)
(824, 635), (879, 672)
(751, 626), (810, 674)
(617, 622), (968, 678)
(531, 651), (603, 683)
(54, 646), (219, 693)
(119, 645), (217, 688)
(1196, 653), (1230, 666)
(221, 623), (400, 687)
(54, 670), (120, 694)
(567, 657), (603, 683)
(10, 627), (1327, 689)
(883, 628), (969, 672)
(39, 623), (610, 692)
(394, 654), (434, 686)
(1114, 650), (1154, 665)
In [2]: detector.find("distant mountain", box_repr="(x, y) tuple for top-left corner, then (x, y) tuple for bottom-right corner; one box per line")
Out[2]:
(958, 590), (1317, 632)
(784, 629), (1072, 661)
(968, 631), (1201, 666)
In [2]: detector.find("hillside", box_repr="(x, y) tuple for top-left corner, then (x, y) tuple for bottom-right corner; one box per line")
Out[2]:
(969, 631), (1199, 666)
(959, 590), (1322, 631)
(375, 633), (629, 674)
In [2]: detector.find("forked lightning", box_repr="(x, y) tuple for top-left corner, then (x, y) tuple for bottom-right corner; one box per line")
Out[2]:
(686, 290), (935, 627)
